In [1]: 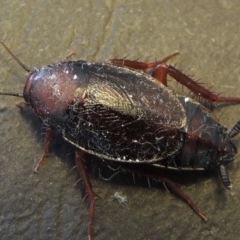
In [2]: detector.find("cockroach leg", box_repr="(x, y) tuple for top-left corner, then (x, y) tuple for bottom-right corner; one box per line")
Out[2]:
(152, 64), (240, 103)
(117, 163), (208, 223)
(34, 129), (53, 172)
(75, 149), (96, 240)
(15, 101), (30, 109)
(166, 65), (240, 104)
(65, 51), (76, 60)
(111, 51), (240, 104)
(110, 51), (179, 70)
(166, 181), (208, 222)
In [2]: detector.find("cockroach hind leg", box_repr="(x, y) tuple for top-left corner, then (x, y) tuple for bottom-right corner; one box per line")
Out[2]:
(34, 129), (53, 172)
(75, 150), (96, 240)
(117, 163), (208, 223)
(166, 180), (209, 222)
(167, 65), (240, 104)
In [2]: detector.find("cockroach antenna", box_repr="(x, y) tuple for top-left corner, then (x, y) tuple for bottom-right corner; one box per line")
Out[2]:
(0, 40), (29, 98)
(228, 120), (240, 139)
(0, 40), (30, 72)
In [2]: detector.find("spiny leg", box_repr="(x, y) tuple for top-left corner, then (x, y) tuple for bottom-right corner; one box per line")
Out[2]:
(114, 163), (208, 223)
(35, 133), (96, 239)
(151, 64), (240, 104)
(166, 65), (240, 104)
(110, 51), (179, 70)
(110, 52), (179, 86)
(34, 129), (53, 172)
(75, 149), (96, 240)
(112, 52), (240, 104)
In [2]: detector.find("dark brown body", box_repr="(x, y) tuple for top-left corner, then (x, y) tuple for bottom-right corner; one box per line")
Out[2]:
(159, 95), (236, 171)
(24, 61), (236, 173)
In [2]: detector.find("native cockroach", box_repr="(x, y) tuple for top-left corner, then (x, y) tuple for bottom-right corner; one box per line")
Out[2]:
(1, 41), (240, 240)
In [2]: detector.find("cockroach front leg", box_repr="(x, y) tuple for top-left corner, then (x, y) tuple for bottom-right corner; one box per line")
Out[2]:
(34, 129), (53, 172)
(65, 51), (76, 60)
(75, 149), (96, 240)
(15, 101), (30, 109)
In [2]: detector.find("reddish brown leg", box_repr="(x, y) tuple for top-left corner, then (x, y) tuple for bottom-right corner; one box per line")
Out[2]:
(75, 149), (96, 240)
(111, 52), (240, 104)
(65, 51), (76, 60)
(15, 101), (30, 109)
(151, 64), (168, 86)
(110, 51), (179, 70)
(166, 65), (240, 104)
(34, 129), (53, 172)
(110, 52), (179, 86)
(166, 181), (208, 222)
(115, 163), (208, 223)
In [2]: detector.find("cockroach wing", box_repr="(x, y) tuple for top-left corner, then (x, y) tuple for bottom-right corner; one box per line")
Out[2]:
(62, 62), (186, 163)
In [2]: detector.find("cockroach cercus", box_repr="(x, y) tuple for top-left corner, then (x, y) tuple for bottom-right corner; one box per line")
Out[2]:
(1, 40), (240, 240)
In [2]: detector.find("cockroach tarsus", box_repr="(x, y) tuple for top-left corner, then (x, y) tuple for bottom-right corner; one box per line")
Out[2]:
(1, 40), (240, 240)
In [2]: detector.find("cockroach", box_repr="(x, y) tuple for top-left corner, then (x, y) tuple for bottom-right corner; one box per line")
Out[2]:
(1, 40), (240, 240)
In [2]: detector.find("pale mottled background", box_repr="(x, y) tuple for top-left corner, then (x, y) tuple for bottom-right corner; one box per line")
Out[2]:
(0, 1), (240, 240)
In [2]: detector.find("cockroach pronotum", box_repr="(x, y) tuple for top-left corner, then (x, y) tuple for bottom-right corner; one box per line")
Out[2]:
(1, 40), (240, 240)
